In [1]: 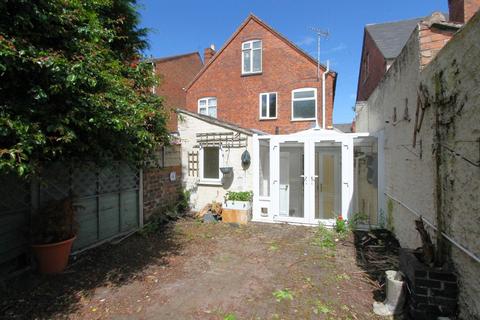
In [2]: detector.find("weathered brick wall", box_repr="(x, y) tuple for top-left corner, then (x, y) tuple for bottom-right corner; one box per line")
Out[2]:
(153, 53), (203, 132)
(356, 30), (387, 102)
(186, 17), (336, 134)
(420, 12), (480, 318)
(143, 145), (183, 221)
(449, 0), (480, 23)
(356, 24), (437, 247)
(357, 11), (480, 318)
(418, 23), (456, 69)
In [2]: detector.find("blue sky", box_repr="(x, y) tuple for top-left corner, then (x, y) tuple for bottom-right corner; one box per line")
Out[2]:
(138, 0), (447, 124)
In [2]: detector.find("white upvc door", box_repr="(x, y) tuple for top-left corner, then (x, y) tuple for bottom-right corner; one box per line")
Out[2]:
(271, 135), (354, 225)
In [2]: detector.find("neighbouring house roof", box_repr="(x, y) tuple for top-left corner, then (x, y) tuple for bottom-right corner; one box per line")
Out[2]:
(185, 13), (337, 92)
(146, 52), (202, 64)
(366, 18), (423, 60)
(177, 109), (265, 136)
(333, 123), (354, 133)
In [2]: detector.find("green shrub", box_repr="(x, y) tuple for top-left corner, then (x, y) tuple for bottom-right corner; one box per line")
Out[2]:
(334, 216), (348, 234)
(225, 191), (253, 202)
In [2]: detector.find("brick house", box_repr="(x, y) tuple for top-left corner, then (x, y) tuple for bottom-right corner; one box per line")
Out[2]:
(151, 52), (203, 133)
(184, 14), (337, 135)
(142, 52), (202, 220)
(356, 17), (423, 103)
(179, 14), (379, 228)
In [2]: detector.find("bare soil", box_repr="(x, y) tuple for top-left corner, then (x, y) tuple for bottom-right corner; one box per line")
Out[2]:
(1, 219), (398, 319)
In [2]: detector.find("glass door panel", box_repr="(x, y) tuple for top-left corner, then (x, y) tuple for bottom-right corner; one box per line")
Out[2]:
(353, 137), (378, 226)
(315, 142), (342, 220)
(279, 142), (304, 218)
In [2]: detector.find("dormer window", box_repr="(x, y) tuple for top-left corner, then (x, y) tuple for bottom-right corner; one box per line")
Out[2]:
(242, 40), (262, 74)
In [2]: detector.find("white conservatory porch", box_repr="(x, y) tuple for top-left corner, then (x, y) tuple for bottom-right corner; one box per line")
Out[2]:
(252, 128), (383, 227)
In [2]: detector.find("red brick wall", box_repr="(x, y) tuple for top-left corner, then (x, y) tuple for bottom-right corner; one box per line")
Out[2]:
(154, 53), (203, 132)
(356, 30), (387, 102)
(419, 24), (456, 68)
(449, 0), (480, 23)
(143, 165), (182, 221)
(186, 18), (336, 134)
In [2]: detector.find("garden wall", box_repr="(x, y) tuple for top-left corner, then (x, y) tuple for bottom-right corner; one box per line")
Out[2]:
(419, 12), (480, 318)
(142, 145), (183, 221)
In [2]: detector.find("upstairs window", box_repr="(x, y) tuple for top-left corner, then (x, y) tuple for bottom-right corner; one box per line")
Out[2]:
(198, 97), (217, 118)
(242, 40), (262, 74)
(292, 88), (317, 121)
(259, 92), (277, 119)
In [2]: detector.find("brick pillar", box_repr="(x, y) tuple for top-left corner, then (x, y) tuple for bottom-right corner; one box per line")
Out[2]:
(448, 0), (480, 23)
(204, 45), (215, 65)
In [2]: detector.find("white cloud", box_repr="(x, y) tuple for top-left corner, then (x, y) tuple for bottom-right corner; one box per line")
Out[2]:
(296, 35), (316, 46)
(323, 43), (347, 54)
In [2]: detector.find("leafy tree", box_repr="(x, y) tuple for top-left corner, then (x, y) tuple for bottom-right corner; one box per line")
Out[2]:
(0, 0), (168, 176)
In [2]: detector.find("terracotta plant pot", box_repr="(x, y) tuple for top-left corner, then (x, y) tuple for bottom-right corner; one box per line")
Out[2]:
(31, 236), (76, 274)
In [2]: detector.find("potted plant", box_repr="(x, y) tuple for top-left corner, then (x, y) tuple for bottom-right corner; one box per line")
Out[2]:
(31, 196), (78, 274)
(222, 191), (253, 224)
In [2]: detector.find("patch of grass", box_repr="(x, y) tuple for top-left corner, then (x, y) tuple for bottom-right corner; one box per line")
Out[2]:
(335, 273), (351, 281)
(269, 243), (279, 251)
(313, 301), (333, 315)
(311, 224), (336, 249)
(223, 313), (237, 320)
(272, 289), (294, 302)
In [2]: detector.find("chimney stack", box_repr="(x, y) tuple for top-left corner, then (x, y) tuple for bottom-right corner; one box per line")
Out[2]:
(448, 0), (480, 23)
(204, 44), (216, 65)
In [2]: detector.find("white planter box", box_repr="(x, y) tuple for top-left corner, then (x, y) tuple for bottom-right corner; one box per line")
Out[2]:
(224, 200), (252, 210)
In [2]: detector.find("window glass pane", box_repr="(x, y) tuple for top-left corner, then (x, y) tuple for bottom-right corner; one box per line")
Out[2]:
(208, 106), (217, 118)
(252, 40), (262, 49)
(208, 98), (217, 106)
(243, 50), (251, 72)
(252, 49), (261, 72)
(294, 90), (315, 99)
(203, 147), (219, 179)
(261, 94), (267, 117)
(293, 99), (316, 119)
(199, 107), (207, 115)
(259, 140), (270, 197)
(199, 99), (206, 106)
(242, 42), (251, 49)
(269, 93), (276, 118)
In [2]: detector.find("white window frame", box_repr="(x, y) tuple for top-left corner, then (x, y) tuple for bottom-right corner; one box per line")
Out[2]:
(242, 40), (262, 75)
(198, 97), (217, 118)
(291, 88), (317, 121)
(199, 146), (222, 185)
(259, 92), (278, 120)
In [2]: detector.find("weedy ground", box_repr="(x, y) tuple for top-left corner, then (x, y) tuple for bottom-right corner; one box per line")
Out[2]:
(1, 218), (394, 319)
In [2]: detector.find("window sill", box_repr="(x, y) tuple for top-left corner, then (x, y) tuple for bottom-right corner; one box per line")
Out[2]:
(241, 72), (262, 77)
(291, 118), (316, 122)
(198, 180), (223, 186)
(259, 117), (277, 121)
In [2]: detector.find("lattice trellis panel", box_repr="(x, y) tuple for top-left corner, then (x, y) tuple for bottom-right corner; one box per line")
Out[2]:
(118, 162), (140, 190)
(196, 132), (247, 148)
(71, 162), (97, 198)
(0, 174), (30, 215)
(0, 161), (141, 273)
(188, 151), (199, 177)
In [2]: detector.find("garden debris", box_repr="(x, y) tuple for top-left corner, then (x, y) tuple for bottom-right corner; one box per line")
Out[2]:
(196, 201), (222, 218)
(354, 229), (400, 301)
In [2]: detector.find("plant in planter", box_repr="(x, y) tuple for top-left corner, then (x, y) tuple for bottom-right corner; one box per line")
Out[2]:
(31, 196), (79, 274)
(223, 191), (253, 224)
